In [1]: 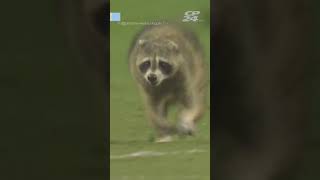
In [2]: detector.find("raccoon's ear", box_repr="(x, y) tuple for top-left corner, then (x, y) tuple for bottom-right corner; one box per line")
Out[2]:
(167, 40), (179, 52)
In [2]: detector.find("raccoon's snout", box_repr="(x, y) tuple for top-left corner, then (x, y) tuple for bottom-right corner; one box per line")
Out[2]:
(147, 74), (158, 85)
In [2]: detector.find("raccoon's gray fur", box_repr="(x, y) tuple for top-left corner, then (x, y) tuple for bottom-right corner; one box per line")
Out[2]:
(128, 24), (207, 141)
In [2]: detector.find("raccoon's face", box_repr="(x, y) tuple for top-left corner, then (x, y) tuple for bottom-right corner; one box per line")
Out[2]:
(138, 56), (174, 87)
(135, 39), (181, 87)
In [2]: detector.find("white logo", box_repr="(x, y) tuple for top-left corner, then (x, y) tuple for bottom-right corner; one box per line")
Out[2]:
(182, 11), (200, 22)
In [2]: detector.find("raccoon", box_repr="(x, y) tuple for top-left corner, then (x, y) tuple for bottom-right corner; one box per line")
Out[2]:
(128, 24), (207, 142)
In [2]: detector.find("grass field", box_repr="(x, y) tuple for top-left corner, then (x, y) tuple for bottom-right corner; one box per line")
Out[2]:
(110, 0), (210, 179)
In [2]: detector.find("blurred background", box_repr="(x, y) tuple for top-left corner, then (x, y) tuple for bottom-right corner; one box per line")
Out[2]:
(0, 1), (106, 179)
(302, 16), (320, 180)
(296, 1), (320, 179)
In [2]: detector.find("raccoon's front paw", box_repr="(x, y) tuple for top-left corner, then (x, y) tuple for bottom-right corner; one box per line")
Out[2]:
(176, 121), (196, 136)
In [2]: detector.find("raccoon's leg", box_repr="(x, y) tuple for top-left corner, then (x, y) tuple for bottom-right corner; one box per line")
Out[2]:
(177, 92), (205, 136)
(144, 95), (176, 142)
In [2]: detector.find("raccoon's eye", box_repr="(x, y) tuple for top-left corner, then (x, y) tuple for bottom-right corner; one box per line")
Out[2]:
(159, 61), (172, 75)
(139, 61), (150, 73)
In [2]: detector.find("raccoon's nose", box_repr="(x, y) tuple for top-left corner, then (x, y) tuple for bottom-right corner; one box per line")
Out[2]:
(147, 74), (157, 83)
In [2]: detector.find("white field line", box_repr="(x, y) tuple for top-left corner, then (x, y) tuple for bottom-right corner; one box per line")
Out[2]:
(110, 148), (207, 160)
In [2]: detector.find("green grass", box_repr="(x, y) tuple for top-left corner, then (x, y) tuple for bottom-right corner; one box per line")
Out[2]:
(110, 0), (210, 179)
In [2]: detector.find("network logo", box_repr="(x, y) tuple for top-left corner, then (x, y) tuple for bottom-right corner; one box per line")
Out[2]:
(182, 11), (201, 22)
(110, 12), (121, 22)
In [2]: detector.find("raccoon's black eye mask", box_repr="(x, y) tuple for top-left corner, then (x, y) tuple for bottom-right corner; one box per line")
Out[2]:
(139, 61), (150, 73)
(159, 61), (172, 75)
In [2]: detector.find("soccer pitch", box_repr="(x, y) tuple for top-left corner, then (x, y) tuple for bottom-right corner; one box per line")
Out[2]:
(110, 0), (210, 179)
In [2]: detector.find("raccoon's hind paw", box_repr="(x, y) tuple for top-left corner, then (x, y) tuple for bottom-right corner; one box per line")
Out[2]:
(155, 135), (173, 143)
